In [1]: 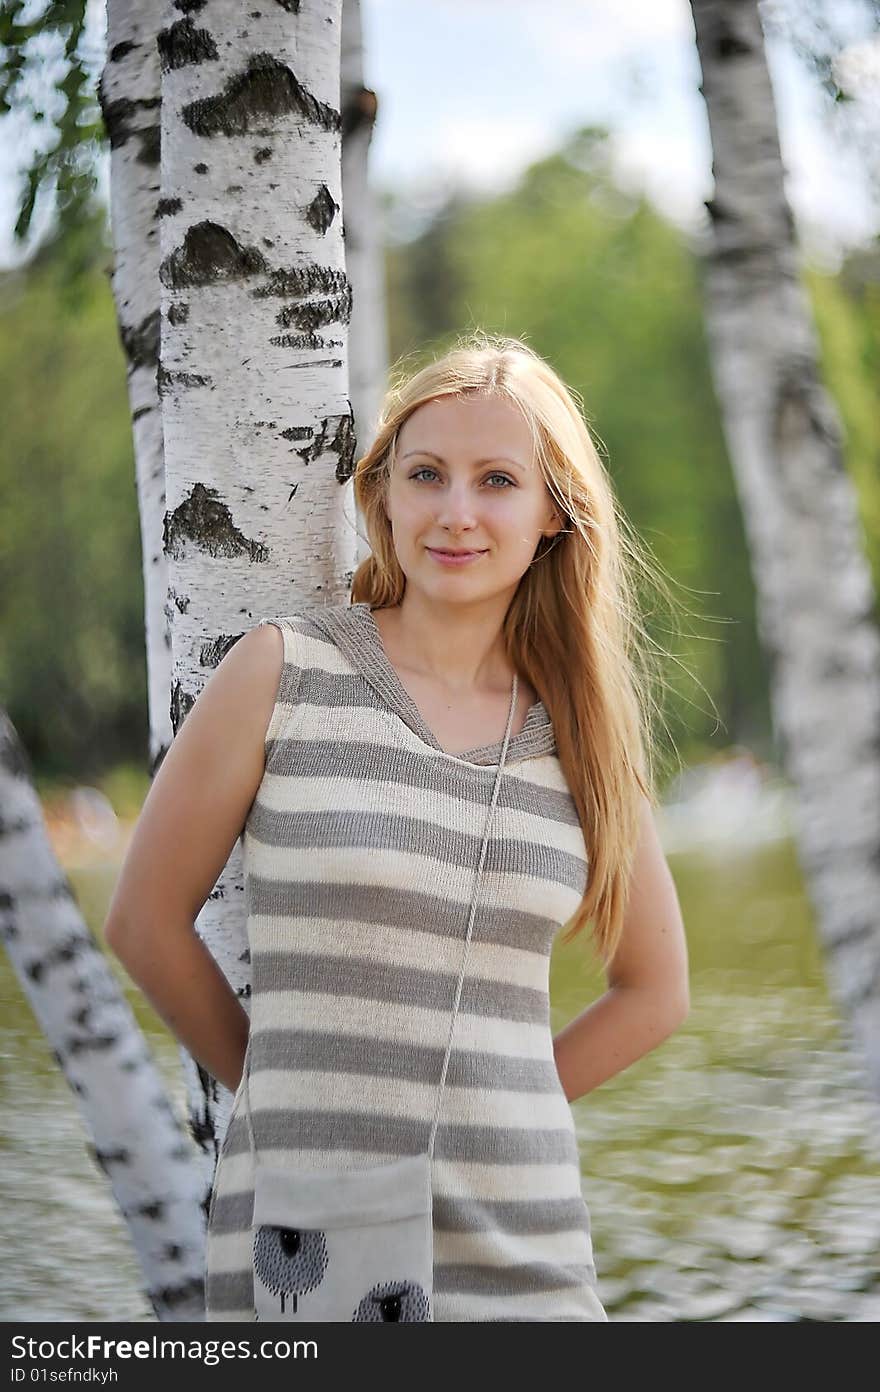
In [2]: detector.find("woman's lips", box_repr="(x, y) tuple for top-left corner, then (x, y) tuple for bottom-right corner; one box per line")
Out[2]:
(426, 548), (487, 566)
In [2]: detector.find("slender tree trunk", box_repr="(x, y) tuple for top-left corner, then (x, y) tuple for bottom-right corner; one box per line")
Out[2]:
(157, 0), (355, 1257)
(99, 0), (172, 781)
(690, 0), (880, 1100)
(340, 0), (389, 568)
(0, 710), (206, 1319)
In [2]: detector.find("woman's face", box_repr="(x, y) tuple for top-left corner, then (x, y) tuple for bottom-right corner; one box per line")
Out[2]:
(384, 394), (562, 606)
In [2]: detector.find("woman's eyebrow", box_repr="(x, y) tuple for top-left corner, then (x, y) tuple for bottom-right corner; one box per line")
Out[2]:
(401, 449), (527, 472)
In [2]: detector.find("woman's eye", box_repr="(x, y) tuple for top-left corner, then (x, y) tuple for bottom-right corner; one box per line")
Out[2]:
(409, 468), (515, 488)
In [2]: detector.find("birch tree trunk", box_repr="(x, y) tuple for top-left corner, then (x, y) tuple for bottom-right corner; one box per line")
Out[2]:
(340, 0), (389, 568)
(99, 0), (172, 782)
(690, 0), (880, 1100)
(0, 710), (206, 1319)
(158, 0), (354, 1229)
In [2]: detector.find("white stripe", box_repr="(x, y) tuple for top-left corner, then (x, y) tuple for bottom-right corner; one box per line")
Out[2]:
(212, 1149), (585, 1203)
(250, 915), (549, 992)
(247, 1069), (572, 1131)
(244, 838), (584, 925)
(253, 768), (587, 858)
(254, 989), (556, 1058)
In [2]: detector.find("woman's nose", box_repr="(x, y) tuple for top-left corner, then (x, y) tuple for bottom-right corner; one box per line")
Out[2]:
(435, 484), (479, 527)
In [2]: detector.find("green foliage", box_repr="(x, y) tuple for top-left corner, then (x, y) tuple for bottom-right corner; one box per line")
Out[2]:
(0, 230), (148, 780)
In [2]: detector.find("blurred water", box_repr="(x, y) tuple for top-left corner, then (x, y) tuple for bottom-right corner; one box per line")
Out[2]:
(2, 836), (878, 1321)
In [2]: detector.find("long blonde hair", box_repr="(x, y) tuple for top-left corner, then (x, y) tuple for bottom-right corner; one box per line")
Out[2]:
(351, 330), (673, 966)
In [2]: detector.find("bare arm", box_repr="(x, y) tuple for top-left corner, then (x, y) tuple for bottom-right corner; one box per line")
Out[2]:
(103, 622), (285, 1094)
(552, 794), (689, 1103)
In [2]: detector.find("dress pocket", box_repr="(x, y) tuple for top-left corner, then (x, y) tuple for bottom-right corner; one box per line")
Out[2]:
(251, 1153), (435, 1322)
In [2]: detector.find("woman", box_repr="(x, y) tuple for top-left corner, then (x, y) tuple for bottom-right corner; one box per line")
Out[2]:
(105, 332), (689, 1322)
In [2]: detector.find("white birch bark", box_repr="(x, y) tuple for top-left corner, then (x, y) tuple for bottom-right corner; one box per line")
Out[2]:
(690, 0), (880, 1100)
(0, 710), (206, 1319)
(340, 0), (389, 568)
(99, 0), (173, 780)
(157, 0), (354, 1227)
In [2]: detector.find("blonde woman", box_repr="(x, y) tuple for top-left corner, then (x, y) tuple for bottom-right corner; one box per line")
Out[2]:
(106, 332), (689, 1322)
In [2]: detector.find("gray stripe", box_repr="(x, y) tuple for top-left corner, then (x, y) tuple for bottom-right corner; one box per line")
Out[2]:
(264, 728), (580, 826)
(247, 1030), (561, 1094)
(207, 1262), (597, 1315)
(432, 1195), (592, 1236)
(434, 1261), (595, 1298)
(247, 878), (563, 956)
(246, 801), (586, 888)
(206, 1269), (253, 1313)
(210, 1189), (590, 1240)
(223, 1110), (580, 1165)
(251, 951), (549, 1025)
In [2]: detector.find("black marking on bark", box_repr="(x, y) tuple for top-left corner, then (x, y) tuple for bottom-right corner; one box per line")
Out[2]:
(262, 238), (275, 247)
(306, 184), (338, 235)
(716, 23), (752, 60)
(109, 40), (138, 63)
(182, 52), (341, 139)
(271, 331), (339, 350)
(294, 411), (356, 483)
(68, 1033), (117, 1056)
(278, 285), (351, 330)
(341, 84), (378, 140)
(171, 681), (194, 735)
(157, 17), (219, 73)
(97, 90), (161, 167)
(120, 1057), (140, 1071)
(156, 1275), (208, 1311)
(26, 932), (85, 984)
(157, 363), (212, 396)
(274, 1), (301, 13)
(239, 946), (251, 964)
(121, 309), (160, 371)
(160, 220), (269, 289)
(187, 1108), (214, 1152)
(284, 357), (343, 370)
(174, 0), (208, 11)
(164, 482), (270, 563)
(167, 301), (189, 326)
(156, 197), (182, 217)
(193, 162), (209, 174)
(131, 405), (153, 422)
(201, 633), (242, 669)
(279, 426), (313, 441)
(254, 146), (272, 164)
(240, 981), (252, 999)
(225, 184), (244, 194)
(139, 123), (161, 167)
(169, 588), (190, 614)
(254, 263), (349, 300)
(163, 1242), (185, 1262)
(136, 1199), (165, 1221)
(90, 1145), (130, 1175)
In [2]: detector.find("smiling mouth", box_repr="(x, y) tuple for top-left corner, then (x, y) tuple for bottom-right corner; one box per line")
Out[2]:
(427, 548), (487, 556)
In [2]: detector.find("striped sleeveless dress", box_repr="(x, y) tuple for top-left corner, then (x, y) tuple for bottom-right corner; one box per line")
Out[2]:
(205, 600), (606, 1322)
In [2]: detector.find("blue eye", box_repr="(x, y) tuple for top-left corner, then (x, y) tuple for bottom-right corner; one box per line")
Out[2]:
(409, 467), (515, 488)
